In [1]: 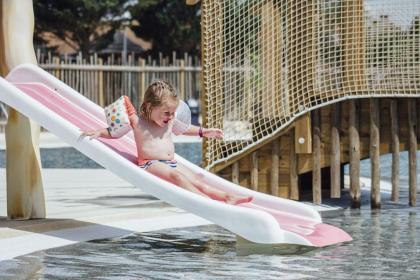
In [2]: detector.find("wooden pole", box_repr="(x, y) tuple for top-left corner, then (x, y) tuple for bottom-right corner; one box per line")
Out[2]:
(312, 109), (321, 204)
(98, 58), (104, 106)
(330, 103), (341, 198)
(270, 138), (279, 196)
(408, 99), (417, 206)
(295, 113), (312, 154)
(390, 99), (399, 202)
(260, 1), (282, 118)
(180, 59), (185, 100)
(251, 151), (259, 191)
(2, 0), (46, 219)
(139, 58), (146, 100)
(289, 130), (299, 200)
(232, 161), (239, 185)
(349, 100), (361, 208)
(370, 99), (381, 209)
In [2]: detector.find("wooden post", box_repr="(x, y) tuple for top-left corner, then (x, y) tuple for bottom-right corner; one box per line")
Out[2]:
(295, 113), (312, 154)
(270, 138), (279, 196)
(200, 1), (223, 168)
(1, 0), (46, 219)
(260, 1), (283, 118)
(390, 99), (399, 202)
(312, 109), (321, 204)
(370, 99), (381, 209)
(251, 151), (259, 191)
(232, 161), (239, 185)
(287, 0), (316, 113)
(289, 130), (299, 200)
(180, 59), (185, 100)
(342, 0), (366, 93)
(98, 58), (104, 106)
(244, 47), (252, 120)
(53, 56), (60, 79)
(349, 100), (361, 208)
(139, 58), (146, 100)
(408, 99), (417, 206)
(330, 103), (341, 198)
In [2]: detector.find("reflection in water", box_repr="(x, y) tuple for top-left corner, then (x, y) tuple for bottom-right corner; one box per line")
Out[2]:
(0, 209), (420, 279)
(236, 236), (316, 256)
(0, 252), (44, 280)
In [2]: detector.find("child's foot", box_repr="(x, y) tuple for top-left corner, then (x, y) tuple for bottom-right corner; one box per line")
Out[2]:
(226, 194), (253, 205)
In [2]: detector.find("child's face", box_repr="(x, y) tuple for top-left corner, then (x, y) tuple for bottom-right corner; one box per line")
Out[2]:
(150, 99), (179, 127)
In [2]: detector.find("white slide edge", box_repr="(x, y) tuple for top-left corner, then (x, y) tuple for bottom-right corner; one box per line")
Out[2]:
(0, 64), (328, 245)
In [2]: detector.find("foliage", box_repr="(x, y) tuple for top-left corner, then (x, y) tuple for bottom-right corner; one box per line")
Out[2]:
(127, 0), (201, 58)
(33, 0), (127, 56)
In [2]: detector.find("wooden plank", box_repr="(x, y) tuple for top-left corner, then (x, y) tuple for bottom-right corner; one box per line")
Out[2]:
(289, 130), (299, 200)
(349, 100), (361, 208)
(330, 103), (341, 198)
(295, 113), (312, 154)
(408, 99), (417, 206)
(260, 1), (284, 118)
(342, 0), (366, 93)
(312, 110), (321, 204)
(251, 151), (259, 191)
(139, 58), (146, 99)
(390, 99), (399, 202)
(211, 124), (294, 173)
(270, 138), (279, 196)
(179, 59), (185, 100)
(370, 99), (381, 209)
(98, 58), (104, 106)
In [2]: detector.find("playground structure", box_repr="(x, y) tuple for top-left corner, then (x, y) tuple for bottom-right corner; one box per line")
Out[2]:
(0, 0), (352, 247)
(197, 0), (420, 207)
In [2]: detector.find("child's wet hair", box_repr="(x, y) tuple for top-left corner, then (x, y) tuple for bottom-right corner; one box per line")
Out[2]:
(140, 80), (178, 121)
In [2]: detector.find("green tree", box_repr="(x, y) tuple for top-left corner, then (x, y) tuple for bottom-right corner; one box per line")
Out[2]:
(33, 0), (128, 56)
(128, 0), (201, 58)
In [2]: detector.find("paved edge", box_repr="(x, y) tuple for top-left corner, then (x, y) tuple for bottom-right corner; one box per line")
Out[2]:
(0, 213), (212, 261)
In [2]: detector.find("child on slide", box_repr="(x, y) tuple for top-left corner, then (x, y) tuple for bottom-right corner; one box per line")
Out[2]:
(82, 80), (252, 205)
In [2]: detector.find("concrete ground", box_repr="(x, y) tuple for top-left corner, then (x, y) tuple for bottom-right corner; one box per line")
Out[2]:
(0, 133), (208, 261)
(0, 168), (211, 261)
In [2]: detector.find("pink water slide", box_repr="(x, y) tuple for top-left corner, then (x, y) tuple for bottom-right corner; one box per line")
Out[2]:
(0, 64), (352, 247)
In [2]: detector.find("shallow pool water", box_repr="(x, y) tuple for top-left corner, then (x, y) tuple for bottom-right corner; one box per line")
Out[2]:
(0, 204), (419, 279)
(1, 150), (420, 279)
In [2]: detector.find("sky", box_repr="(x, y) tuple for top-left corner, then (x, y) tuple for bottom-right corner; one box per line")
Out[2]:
(365, 0), (420, 29)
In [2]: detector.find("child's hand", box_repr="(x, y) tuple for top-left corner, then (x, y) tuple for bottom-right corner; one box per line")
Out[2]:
(202, 128), (224, 139)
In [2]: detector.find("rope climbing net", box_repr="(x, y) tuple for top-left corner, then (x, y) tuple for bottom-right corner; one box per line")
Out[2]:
(201, 0), (420, 170)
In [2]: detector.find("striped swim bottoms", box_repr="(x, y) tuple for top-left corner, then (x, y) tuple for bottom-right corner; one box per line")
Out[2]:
(138, 159), (178, 170)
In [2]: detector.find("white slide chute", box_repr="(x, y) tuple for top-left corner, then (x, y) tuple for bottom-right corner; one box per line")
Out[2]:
(0, 64), (352, 247)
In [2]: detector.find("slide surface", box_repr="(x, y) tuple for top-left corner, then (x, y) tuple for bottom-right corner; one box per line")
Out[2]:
(0, 64), (352, 247)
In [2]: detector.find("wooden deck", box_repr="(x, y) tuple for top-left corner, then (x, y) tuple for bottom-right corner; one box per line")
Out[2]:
(215, 98), (419, 208)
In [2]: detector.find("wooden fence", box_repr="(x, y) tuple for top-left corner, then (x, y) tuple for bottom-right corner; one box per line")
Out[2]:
(39, 51), (202, 107)
(0, 52), (202, 131)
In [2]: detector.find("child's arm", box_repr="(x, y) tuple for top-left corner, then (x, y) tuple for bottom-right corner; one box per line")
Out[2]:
(183, 125), (224, 139)
(82, 96), (139, 139)
(123, 96), (139, 128)
(81, 128), (112, 139)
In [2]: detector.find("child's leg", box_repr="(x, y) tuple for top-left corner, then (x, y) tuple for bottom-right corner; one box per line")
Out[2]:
(146, 162), (207, 198)
(176, 164), (253, 205)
